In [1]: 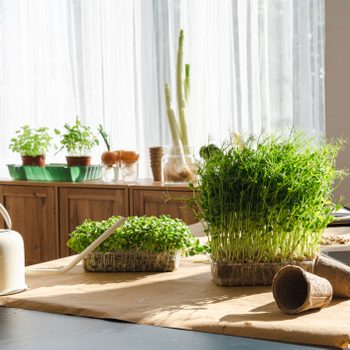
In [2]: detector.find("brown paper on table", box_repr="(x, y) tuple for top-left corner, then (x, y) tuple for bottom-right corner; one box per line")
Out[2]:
(0, 256), (350, 349)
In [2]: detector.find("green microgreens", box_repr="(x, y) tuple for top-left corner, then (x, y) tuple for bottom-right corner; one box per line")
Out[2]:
(67, 215), (195, 254)
(195, 132), (346, 263)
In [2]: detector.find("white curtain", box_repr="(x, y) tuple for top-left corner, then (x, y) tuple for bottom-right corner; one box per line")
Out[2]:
(182, 0), (325, 147)
(0, 0), (325, 177)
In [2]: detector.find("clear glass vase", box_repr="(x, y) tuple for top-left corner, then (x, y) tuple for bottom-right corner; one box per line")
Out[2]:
(121, 161), (139, 182)
(162, 146), (197, 184)
(101, 164), (119, 182)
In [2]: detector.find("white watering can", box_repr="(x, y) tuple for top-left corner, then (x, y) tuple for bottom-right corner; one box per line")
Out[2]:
(0, 203), (127, 294)
(0, 203), (27, 295)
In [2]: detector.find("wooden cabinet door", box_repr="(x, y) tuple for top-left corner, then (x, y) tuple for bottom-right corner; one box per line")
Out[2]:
(59, 187), (128, 257)
(0, 185), (57, 265)
(131, 189), (198, 225)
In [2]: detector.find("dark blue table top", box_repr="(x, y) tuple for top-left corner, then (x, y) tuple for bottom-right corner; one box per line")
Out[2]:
(0, 307), (336, 350)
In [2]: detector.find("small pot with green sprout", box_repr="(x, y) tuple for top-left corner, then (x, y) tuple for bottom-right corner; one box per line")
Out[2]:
(195, 133), (345, 286)
(55, 117), (99, 167)
(9, 125), (52, 166)
(98, 124), (118, 166)
(98, 124), (120, 182)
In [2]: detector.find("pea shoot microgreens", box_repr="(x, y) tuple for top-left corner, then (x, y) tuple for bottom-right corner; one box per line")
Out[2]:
(195, 133), (345, 263)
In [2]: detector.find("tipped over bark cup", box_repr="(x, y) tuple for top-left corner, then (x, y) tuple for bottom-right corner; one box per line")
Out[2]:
(314, 254), (350, 298)
(272, 265), (332, 314)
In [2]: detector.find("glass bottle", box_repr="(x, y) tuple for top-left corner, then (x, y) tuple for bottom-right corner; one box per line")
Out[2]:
(162, 146), (197, 184)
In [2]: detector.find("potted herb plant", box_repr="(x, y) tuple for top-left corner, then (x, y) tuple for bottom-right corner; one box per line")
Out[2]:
(55, 117), (99, 166)
(195, 133), (345, 286)
(67, 215), (194, 272)
(9, 125), (52, 166)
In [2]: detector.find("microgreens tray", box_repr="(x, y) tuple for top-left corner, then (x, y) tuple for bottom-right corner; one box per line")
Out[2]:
(7, 164), (102, 182)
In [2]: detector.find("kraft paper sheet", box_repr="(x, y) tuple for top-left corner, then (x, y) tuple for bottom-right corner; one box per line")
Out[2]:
(0, 256), (350, 349)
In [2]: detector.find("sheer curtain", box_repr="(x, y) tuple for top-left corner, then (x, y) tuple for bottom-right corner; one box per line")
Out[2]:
(182, 0), (325, 147)
(0, 0), (324, 177)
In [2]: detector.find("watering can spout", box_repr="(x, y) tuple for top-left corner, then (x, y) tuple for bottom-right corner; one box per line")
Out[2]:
(26, 216), (127, 275)
(0, 203), (127, 293)
(0, 203), (27, 296)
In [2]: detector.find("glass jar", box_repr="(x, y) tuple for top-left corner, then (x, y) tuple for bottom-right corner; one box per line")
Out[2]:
(121, 161), (138, 182)
(162, 146), (197, 184)
(101, 164), (119, 182)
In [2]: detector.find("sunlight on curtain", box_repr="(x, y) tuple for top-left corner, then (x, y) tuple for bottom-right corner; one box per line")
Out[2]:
(0, 0), (325, 178)
(0, 0), (78, 170)
(182, 0), (325, 148)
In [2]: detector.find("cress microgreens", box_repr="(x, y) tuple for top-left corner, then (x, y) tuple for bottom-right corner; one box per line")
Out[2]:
(67, 215), (195, 254)
(55, 116), (99, 156)
(9, 125), (52, 156)
(195, 133), (346, 263)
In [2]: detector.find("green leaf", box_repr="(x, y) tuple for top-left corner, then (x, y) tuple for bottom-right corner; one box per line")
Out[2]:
(9, 125), (52, 156)
(56, 116), (99, 156)
(67, 215), (199, 255)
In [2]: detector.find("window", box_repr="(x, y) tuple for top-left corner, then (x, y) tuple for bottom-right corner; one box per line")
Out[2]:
(0, 0), (324, 177)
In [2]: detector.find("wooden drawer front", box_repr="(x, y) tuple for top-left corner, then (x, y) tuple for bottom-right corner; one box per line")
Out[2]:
(131, 189), (198, 225)
(59, 187), (128, 257)
(0, 185), (56, 265)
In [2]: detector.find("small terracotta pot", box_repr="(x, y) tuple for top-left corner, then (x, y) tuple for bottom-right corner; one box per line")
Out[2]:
(66, 156), (91, 167)
(21, 155), (45, 167)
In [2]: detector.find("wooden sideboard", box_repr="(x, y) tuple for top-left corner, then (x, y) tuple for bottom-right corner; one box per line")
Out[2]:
(0, 179), (197, 265)
(129, 180), (198, 224)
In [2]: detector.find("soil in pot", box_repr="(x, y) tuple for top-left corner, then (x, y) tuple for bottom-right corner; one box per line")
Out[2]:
(21, 155), (45, 167)
(83, 250), (180, 272)
(211, 260), (316, 286)
(66, 156), (91, 167)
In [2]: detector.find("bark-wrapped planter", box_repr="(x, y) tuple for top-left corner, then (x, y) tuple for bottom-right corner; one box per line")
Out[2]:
(83, 250), (180, 272)
(211, 260), (315, 286)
